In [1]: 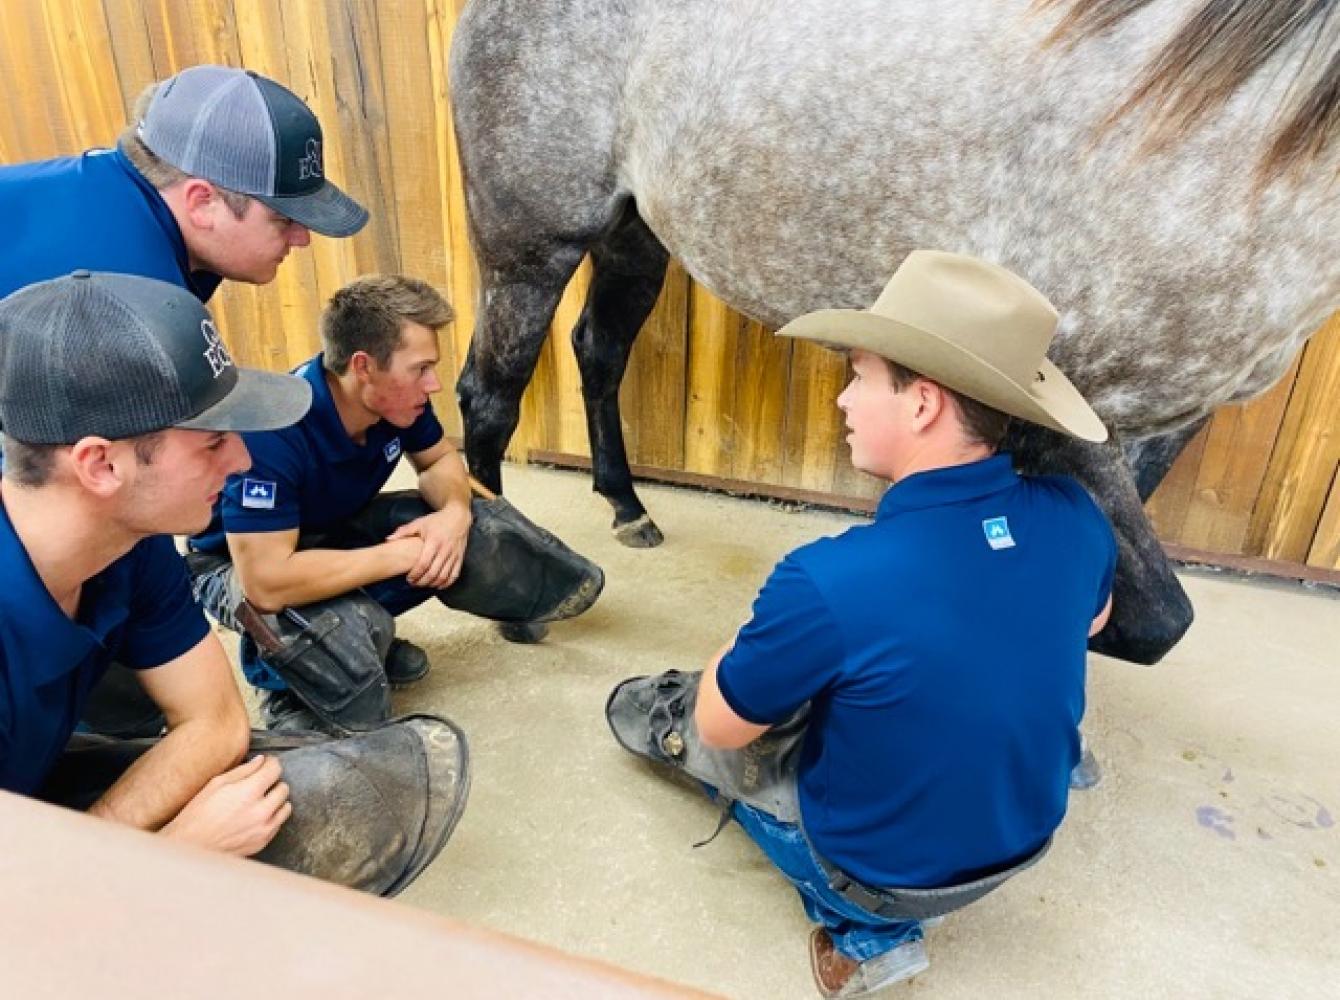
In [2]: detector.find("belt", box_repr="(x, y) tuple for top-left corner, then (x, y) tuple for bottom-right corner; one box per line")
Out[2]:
(815, 837), (1052, 922)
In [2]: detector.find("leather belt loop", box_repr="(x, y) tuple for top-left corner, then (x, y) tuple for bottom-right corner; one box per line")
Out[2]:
(823, 860), (895, 916)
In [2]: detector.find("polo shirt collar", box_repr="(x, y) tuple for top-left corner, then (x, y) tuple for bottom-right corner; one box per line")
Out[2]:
(108, 147), (224, 302)
(875, 453), (1019, 519)
(0, 503), (128, 684)
(300, 354), (369, 460)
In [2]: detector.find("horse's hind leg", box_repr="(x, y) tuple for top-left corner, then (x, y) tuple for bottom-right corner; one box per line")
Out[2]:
(1004, 423), (1194, 665)
(571, 203), (671, 548)
(457, 242), (587, 495)
(450, 0), (635, 501)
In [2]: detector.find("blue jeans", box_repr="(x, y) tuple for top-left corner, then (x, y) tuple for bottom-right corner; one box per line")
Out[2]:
(727, 798), (923, 962)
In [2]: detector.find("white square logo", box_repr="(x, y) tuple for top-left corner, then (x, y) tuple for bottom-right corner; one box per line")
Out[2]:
(982, 516), (1015, 550)
(240, 479), (277, 510)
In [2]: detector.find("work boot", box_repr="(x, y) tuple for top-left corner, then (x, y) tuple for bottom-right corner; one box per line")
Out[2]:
(385, 638), (430, 687)
(259, 688), (330, 734)
(809, 928), (928, 998)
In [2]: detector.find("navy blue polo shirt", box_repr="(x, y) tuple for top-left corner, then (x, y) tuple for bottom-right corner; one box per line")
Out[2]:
(0, 147), (222, 301)
(0, 502), (210, 795)
(716, 454), (1116, 890)
(191, 354), (444, 553)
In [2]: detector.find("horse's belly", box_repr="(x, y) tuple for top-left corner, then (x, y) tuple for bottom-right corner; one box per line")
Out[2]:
(618, 1), (1339, 438)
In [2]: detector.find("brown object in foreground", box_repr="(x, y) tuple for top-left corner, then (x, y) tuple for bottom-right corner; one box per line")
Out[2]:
(0, 791), (718, 1000)
(809, 928), (863, 998)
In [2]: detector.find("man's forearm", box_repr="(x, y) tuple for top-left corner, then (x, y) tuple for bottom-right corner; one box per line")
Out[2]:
(417, 449), (472, 513)
(243, 542), (414, 611)
(88, 713), (247, 832)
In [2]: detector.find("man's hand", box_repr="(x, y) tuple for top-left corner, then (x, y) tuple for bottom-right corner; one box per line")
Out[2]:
(160, 754), (292, 857)
(387, 502), (472, 589)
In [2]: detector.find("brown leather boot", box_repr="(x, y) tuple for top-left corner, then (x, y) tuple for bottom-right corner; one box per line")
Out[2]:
(809, 928), (929, 998)
(810, 928), (862, 998)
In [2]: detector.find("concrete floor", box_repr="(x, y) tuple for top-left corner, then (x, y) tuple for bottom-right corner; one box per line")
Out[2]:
(232, 463), (1340, 999)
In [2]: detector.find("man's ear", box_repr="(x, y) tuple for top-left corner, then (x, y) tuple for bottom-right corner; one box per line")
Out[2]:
(67, 437), (127, 498)
(911, 379), (956, 434)
(179, 178), (221, 231)
(348, 351), (375, 382)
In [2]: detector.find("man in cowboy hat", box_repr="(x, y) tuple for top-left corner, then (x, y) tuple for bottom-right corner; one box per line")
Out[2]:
(606, 251), (1116, 998)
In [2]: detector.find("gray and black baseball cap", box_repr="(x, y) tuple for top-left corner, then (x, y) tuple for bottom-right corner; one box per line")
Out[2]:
(0, 271), (311, 445)
(138, 64), (368, 238)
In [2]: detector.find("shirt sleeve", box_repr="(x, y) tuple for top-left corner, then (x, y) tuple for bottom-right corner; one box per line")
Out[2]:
(1094, 515), (1117, 617)
(218, 431), (305, 535)
(403, 402), (445, 456)
(1065, 480), (1119, 617)
(116, 536), (211, 670)
(1058, 477), (1118, 618)
(714, 554), (845, 725)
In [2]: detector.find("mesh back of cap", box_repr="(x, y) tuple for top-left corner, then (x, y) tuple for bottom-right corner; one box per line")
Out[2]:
(142, 66), (277, 196)
(0, 278), (194, 443)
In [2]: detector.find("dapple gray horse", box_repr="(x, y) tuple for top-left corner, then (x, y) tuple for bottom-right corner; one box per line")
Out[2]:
(450, 0), (1340, 665)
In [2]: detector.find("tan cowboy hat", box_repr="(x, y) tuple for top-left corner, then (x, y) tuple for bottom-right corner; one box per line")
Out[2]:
(776, 250), (1108, 442)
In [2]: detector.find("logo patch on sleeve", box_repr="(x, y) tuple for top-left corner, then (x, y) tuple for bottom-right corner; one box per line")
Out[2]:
(383, 438), (402, 463)
(982, 516), (1016, 550)
(241, 479), (277, 510)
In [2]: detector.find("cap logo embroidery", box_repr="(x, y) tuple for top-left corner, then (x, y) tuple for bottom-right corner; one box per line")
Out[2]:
(201, 319), (234, 378)
(384, 438), (402, 463)
(241, 479), (277, 510)
(298, 137), (323, 181)
(982, 516), (1016, 550)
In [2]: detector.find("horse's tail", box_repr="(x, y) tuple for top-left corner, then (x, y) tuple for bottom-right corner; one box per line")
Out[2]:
(1039, 0), (1340, 183)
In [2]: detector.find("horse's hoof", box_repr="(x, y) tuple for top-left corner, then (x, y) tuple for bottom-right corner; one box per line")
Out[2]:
(497, 621), (548, 644)
(614, 514), (664, 548)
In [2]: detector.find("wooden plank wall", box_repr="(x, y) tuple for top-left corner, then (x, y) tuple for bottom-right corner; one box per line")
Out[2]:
(1, 0), (1337, 573)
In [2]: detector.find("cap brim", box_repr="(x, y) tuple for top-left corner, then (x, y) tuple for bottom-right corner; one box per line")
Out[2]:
(778, 308), (1108, 443)
(257, 180), (369, 238)
(176, 369), (312, 434)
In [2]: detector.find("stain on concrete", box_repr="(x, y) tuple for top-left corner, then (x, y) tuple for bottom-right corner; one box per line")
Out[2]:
(1265, 793), (1335, 831)
(1196, 805), (1236, 840)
